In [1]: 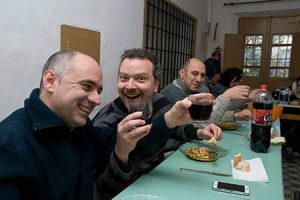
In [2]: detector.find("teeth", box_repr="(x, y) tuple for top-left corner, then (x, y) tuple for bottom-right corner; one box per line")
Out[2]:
(79, 105), (90, 114)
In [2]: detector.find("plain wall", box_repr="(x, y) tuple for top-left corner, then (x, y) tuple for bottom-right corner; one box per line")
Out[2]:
(0, 0), (208, 121)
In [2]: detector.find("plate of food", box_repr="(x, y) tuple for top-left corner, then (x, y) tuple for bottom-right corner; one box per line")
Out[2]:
(217, 121), (239, 130)
(184, 147), (218, 161)
(179, 140), (229, 161)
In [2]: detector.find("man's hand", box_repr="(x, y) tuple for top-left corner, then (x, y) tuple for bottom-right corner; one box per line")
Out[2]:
(234, 109), (252, 121)
(291, 88), (300, 95)
(115, 112), (151, 163)
(196, 124), (222, 140)
(164, 93), (214, 129)
(222, 85), (251, 102)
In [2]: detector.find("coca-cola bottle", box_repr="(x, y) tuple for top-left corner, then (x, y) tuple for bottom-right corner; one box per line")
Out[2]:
(251, 84), (273, 153)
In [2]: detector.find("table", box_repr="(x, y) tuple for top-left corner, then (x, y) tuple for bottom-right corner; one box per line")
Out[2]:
(113, 124), (284, 200)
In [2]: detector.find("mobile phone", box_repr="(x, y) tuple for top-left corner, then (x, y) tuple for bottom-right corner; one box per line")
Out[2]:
(212, 181), (250, 196)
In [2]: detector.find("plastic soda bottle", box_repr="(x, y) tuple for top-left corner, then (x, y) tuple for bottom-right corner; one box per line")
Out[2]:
(250, 84), (273, 153)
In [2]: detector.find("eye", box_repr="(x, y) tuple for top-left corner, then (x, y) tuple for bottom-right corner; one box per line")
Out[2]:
(191, 71), (199, 76)
(81, 83), (93, 92)
(119, 75), (128, 81)
(137, 76), (146, 82)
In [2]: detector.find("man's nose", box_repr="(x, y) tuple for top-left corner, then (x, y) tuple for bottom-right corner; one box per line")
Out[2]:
(89, 90), (101, 106)
(125, 79), (137, 89)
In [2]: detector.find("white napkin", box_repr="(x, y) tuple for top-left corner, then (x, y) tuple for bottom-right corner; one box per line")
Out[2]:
(231, 158), (269, 182)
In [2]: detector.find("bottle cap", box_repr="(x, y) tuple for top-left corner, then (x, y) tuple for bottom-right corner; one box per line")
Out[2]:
(260, 84), (268, 89)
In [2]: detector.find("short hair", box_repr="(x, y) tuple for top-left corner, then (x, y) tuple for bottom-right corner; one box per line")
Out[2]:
(219, 67), (243, 88)
(119, 48), (162, 81)
(204, 58), (221, 80)
(182, 59), (192, 72)
(40, 50), (78, 88)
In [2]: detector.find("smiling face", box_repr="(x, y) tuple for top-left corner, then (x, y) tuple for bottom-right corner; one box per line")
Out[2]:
(117, 58), (159, 108)
(180, 58), (206, 93)
(41, 53), (103, 127)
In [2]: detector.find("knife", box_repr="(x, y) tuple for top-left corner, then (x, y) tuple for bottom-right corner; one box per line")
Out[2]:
(180, 167), (232, 177)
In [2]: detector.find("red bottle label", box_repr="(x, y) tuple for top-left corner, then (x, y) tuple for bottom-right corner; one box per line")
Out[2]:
(252, 109), (272, 125)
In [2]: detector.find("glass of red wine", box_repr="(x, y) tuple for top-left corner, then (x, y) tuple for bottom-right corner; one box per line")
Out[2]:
(128, 99), (153, 124)
(188, 94), (213, 128)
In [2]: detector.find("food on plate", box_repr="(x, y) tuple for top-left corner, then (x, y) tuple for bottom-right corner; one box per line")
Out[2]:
(184, 147), (217, 161)
(217, 121), (238, 130)
(207, 137), (218, 145)
(233, 153), (250, 172)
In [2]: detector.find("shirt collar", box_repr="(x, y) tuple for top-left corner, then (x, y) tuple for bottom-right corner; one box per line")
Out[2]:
(25, 88), (67, 131)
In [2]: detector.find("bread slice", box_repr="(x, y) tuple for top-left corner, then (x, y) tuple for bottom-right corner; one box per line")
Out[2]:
(207, 137), (218, 145)
(233, 153), (250, 172)
(236, 160), (250, 172)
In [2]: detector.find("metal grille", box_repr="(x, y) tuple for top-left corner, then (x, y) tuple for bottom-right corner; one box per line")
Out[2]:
(144, 0), (196, 89)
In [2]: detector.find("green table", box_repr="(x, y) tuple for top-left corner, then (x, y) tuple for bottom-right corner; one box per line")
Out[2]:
(113, 124), (284, 200)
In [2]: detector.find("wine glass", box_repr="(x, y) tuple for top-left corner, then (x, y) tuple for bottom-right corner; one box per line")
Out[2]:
(188, 94), (213, 128)
(128, 100), (153, 124)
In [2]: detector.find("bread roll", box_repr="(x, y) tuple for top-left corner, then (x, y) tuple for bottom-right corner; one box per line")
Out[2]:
(233, 153), (242, 167)
(236, 160), (250, 172)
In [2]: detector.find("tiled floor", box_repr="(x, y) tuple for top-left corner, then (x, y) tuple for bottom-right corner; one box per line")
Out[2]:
(282, 149), (300, 200)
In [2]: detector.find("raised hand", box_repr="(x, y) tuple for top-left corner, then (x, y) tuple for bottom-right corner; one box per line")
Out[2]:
(114, 112), (151, 163)
(222, 85), (251, 102)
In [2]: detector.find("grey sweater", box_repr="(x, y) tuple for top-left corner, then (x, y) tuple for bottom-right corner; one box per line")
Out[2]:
(161, 79), (235, 123)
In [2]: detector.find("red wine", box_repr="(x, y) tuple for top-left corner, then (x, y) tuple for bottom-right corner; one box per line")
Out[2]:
(188, 104), (212, 121)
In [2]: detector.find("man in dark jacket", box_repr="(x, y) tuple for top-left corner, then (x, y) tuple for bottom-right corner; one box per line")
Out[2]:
(0, 50), (156, 200)
(0, 50), (209, 200)
(93, 48), (222, 199)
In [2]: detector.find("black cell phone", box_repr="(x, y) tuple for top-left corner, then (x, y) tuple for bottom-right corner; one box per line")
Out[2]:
(212, 181), (250, 196)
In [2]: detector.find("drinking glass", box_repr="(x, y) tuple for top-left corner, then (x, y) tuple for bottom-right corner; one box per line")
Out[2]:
(128, 100), (153, 124)
(278, 87), (290, 105)
(188, 94), (213, 128)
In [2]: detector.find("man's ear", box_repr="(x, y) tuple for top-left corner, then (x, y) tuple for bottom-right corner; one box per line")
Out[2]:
(154, 80), (160, 92)
(179, 68), (185, 79)
(42, 70), (57, 92)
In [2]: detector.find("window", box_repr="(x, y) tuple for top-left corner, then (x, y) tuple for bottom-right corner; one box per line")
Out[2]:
(224, 16), (300, 92)
(269, 34), (293, 78)
(144, 0), (196, 88)
(243, 35), (263, 76)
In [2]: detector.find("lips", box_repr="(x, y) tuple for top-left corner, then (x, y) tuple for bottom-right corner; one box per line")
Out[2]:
(124, 94), (140, 99)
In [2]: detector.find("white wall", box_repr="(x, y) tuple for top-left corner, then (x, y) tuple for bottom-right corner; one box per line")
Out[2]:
(207, 0), (300, 63)
(0, 0), (208, 121)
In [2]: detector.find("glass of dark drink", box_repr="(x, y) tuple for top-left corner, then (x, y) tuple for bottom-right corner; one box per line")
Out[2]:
(128, 100), (153, 124)
(188, 94), (213, 128)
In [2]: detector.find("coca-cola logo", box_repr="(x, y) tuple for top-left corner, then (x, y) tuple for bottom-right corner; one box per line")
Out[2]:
(264, 112), (272, 122)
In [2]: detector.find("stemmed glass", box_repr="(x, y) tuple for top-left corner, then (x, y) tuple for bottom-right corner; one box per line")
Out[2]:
(188, 94), (213, 128)
(128, 100), (153, 124)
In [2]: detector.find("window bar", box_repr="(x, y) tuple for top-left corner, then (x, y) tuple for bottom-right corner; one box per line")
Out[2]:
(167, 4), (172, 82)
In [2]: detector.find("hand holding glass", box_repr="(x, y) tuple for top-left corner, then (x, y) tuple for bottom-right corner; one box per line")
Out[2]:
(128, 100), (153, 124)
(188, 94), (213, 128)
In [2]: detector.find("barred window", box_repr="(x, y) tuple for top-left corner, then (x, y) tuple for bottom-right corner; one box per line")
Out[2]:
(144, 0), (196, 88)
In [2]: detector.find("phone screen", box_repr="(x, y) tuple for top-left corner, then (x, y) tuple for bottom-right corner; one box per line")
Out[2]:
(212, 181), (249, 195)
(217, 182), (245, 192)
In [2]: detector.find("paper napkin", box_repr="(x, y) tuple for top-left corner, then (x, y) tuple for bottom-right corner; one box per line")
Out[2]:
(231, 158), (269, 182)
